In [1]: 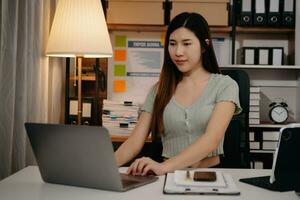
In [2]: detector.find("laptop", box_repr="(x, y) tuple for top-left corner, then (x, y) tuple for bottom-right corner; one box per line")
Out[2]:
(240, 123), (300, 192)
(25, 123), (158, 192)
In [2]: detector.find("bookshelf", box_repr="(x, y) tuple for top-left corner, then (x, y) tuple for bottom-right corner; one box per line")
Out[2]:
(235, 26), (294, 34)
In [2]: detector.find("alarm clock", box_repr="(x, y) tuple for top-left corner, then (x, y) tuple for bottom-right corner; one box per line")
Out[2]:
(269, 102), (289, 124)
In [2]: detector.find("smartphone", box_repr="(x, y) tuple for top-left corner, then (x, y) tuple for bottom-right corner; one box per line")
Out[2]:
(193, 171), (216, 182)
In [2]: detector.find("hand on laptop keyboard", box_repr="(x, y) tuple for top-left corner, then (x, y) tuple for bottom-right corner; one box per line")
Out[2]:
(127, 157), (164, 176)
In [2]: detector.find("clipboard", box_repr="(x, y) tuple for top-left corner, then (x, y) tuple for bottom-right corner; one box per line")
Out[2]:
(163, 171), (240, 195)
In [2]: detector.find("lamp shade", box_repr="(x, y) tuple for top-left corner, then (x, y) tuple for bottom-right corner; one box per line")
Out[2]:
(46, 0), (112, 58)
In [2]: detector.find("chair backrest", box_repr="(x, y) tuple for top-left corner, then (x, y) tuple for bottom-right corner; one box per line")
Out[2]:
(151, 70), (251, 168)
(221, 69), (250, 168)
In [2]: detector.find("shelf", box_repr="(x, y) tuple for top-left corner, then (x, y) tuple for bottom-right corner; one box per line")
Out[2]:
(235, 26), (294, 34)
(250, 150), (275, 154)
(249, 124), (286, 128)
(108, 24), (167, 32)
(210, 26), (232, 33)
(108, 24), (294, 34)
(222, 65), (300, 70)
(70, 75), (96, 81)
(108, 24), (231, 33)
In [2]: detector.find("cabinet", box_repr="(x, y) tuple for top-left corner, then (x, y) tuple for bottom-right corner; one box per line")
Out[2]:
(106, 0), (165, 25)
(227, 2), (299, 167)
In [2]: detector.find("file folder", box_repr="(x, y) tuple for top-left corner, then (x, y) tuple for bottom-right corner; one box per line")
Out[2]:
(270, 47), (284, 65)
(268, 0), (281, 26)
(239, 0), (253, 26)
(258, 48), (270, 65)
(282, 0), (295, 27)
(254, 0), (267, 26)
(242, 47), (256, 65)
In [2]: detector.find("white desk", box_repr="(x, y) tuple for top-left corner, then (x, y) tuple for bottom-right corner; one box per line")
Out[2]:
(0, 166), (298, 200)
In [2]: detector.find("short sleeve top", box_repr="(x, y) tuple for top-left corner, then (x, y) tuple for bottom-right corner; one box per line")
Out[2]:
(141, 73), (242, 158)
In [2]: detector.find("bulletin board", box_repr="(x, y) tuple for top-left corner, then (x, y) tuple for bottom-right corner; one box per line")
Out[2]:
(107, 32), (164, 104)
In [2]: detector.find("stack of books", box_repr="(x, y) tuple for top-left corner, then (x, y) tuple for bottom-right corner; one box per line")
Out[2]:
(102, 100), (139, 135)
(249, 87), (260, 125)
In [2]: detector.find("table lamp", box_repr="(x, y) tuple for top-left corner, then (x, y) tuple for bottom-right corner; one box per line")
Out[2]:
(46, 0), (113, 125)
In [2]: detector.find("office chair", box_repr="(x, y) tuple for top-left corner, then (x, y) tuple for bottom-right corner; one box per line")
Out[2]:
(220, 69), (250, 168)
(151, 69), (251, 168)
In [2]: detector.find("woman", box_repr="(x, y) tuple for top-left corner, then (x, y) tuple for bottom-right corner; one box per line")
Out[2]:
(115, 12), (241, 176)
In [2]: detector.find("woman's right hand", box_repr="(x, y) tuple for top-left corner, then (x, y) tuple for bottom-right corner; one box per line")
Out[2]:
(127, 157), (167, 176)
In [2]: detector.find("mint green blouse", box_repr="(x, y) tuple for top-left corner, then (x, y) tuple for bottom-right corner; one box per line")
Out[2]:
(141, 73), (242, 158)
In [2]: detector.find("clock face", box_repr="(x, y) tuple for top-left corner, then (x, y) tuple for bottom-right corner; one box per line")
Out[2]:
(270, 106), (288, 123)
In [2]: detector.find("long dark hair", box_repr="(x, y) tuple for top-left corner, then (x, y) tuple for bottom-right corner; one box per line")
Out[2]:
(150, 12), (220, 138)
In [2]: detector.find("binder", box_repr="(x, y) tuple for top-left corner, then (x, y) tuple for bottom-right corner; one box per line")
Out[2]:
(67, 97), (95, 125)
(254, 0), (267, 26)
(242, 47), (256, 65)
(270, 47), (284, 65)
(239, 0), (253, 26)
(268, 0), (281, 26)
(282, 0), (295, 27)
(258, 48), (270, 65)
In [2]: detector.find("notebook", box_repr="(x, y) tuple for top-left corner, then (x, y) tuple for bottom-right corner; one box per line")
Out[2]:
(163, 170), (240, 195)
(240, 123), (300, 192)
(25, 123), (158, 192)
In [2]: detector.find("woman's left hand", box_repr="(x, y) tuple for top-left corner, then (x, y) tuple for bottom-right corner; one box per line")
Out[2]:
(127, 157), (167, 176)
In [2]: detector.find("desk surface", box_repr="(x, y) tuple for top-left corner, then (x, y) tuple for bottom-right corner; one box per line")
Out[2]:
(0, 166), (298, 200)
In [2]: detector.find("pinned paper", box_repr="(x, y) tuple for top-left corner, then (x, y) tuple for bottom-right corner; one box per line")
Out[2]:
(114, 50), (126, 61)
(114, 80), (126, 92)
(114, 64), (126, 76)
(115, 35), (127, 47)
